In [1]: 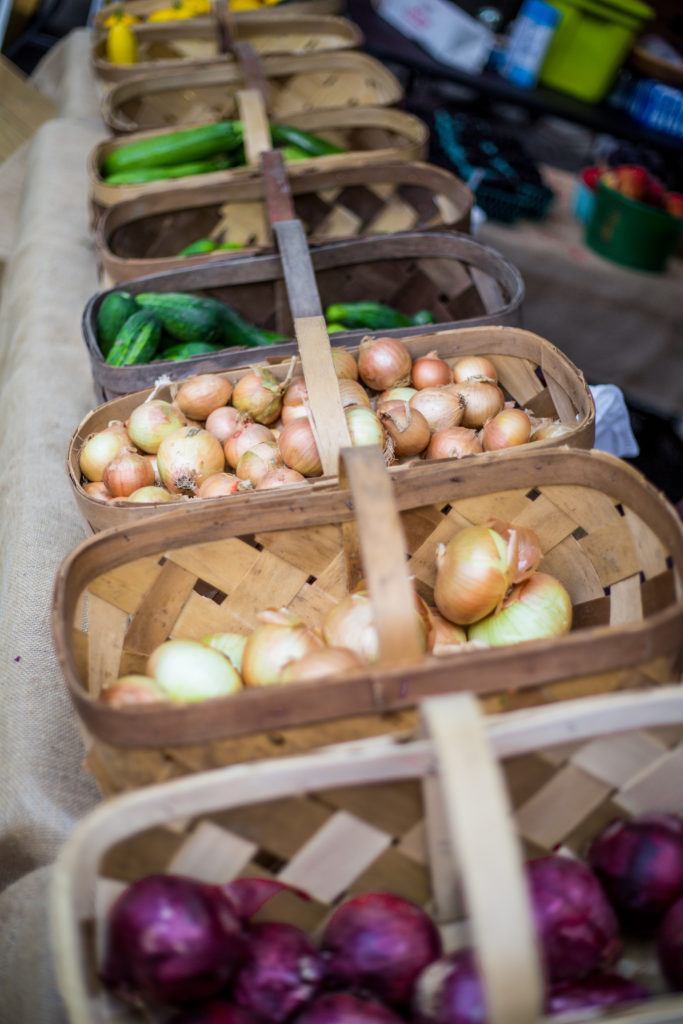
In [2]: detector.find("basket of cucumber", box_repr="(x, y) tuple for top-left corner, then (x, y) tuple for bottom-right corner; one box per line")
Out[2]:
(101, 51), (404, 134)
(92, 13), (363, 82)
(96, 160), (473, 283)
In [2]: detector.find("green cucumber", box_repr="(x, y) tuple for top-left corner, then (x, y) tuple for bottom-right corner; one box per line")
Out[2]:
(105, 310), (162, 366)
(324, 302), (435, 331)
(134, 293), (225, 344)
(96, 290), (139, 356)
(218, 305), (285, 348)
(177, 239), (218, 256)
(271, 124), (345, 157)
(104, 155), (234, 186)
(103, 121), (243, 177)
(280, 145), (311, 162)
(410, 310), (436, 326)
(158, 341), (221, 361)
(326, 322), (347, 333)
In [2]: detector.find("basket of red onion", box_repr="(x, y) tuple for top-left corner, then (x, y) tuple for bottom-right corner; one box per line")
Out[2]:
(51, 686), (683, 1023)
(53, 438), (683, 795)
(68, 323), (594, 533)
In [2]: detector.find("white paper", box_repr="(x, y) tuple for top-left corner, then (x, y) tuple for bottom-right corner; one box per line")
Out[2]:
(377, 0), (493, 73)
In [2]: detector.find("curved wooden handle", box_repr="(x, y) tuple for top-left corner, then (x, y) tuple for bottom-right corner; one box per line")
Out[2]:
(339, 446), (425, 668)
(422, 693), (544, 1024)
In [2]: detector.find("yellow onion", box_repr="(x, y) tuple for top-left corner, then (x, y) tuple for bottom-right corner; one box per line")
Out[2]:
(241, 609), (324, 687)
(323, 591), (428, 663)
(376, 386), (417, 410)
(126, 400), (186, 454)
(430, 609), (468, 655)
(125, 485), (176, 504)
(409, 388), (464, 434)
(358, 336), (412, 391)
(468, 573), (572, 646)
(224, 422), (275, 469)
(452, 355), (498, 383)
(256, 467), (306, 490)
(488, 518), (542, 584)
(83, 481), (114, 502)
(482, 408), (531, 451)
(236, 441), (283, 487)
(426, 426), (482, 460)
(279, 646), (365, 683)
(454, 380), (505, 429)
(434, 525), (515, 625)
(79, 422), (130, 481)
(411, 351), (452, 389)
(142, 453), (161, 484)
(379, 401), (430, 457)
(331, 347), (359, 381)
(149, 639), (242, 701)
(100, 675), (167, 707)
(202, 633), (248, 674)
(205, 406), (245, 445)
(281, 404), (310, 424)
(103, 447), (155, 497)
(339, 378), (372, 410)
(283, 376), (308, 408)
(175, 374), (233, 421)
(157, 426), (225, 495)
(345, 407), (385, 449)
(278, 419), (322, 476)
(232, 368), (283, 425)
(197, 472), (242, 498)
(531, 420), (575, 442)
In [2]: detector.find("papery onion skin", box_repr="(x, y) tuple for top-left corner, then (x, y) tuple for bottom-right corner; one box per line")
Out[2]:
(236, 441), (283, 487)
(526, 855), (621, 983)
(283, 376), (308, 407)
(100, 675), (168, 707)
(101, 875), (245, 1006)
(126, 485), (176, 504)
(410, 388), (464, 434)
(426, 427), (482, 461)
(79, 424), (131, 481)
(413, 949), (486, 1024)
(323, 591), (433, 664)
(434, 527), (512, 626)
(339, 378), (372, 410)
(430, 610), (468, 655)
(281, 404), (310, 424)
(278, 419), (322, 477)
(358, 336), (412, 392)
(294, 993), (404, 1023)
(205, 406), (245, 445)
(241, 609), (324, 687)
(232, 369), (282, 425)
(203, 633), (248, 674)
(454, 381), (505, 429)
(176, 374), (232, 421)
(280, 646), (365, 683)
(225, 422), (275, 469)
(256, 467), (307, 490)
(346, 407), (386, 449)
(169, 1004), (259, 1024)
(412, 351), (452, 390)
(158, 427), (226, 495)
(468, 573), (572, 647)
(657, 895), (683, 989)
(532, 421), (574, 442)
(452, 355), (498, 384)
(103, 448), (155, 497)
(127, 399), (186, 454)
(482, 408), (531, 451)
(488, 519), (542, 584)
(232, 922), (324, 1022)
(198, 472), (242, 499)
(321, 891), (442, 1007)
(149, 639), (242, 701)
(547, 973), (650, 1014)
(379, 401), (430, 457)
(331, 347), (359, 381)
(376, 386), (418, 410)
(588, 814), (683, 919)
(83, 481), (114, 502)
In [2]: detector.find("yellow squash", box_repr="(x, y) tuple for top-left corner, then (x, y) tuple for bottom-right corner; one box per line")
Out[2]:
(105, 21), (139, 64)
(104, 9), (140, 27)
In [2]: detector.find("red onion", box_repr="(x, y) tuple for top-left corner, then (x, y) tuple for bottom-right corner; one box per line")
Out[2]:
(413, 949), (486, 1024)
(233, 922), (323, 1021)
(588, 814), (683, 919)
(169, 1005), (259, 1023)
(526, 855), (621, 983)
(547, 972), (650, 1014)
(321, 892), (441, 1006)
(294, 993), (404, 1023)
(657, 895), (683, 989)
(101, 875), (245, 1005)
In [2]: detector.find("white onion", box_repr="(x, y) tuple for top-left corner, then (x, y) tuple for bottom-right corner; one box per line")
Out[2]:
(468, 573), (572, 646)
(345, 407), (385, 448)
(202, 633), (248, 674)
(79, 422), (130, 481)
(148, 639), (242, 701)
(100, 675), (167, 706)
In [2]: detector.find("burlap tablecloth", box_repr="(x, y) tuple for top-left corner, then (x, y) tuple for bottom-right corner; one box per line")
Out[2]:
(0, 30), (110, 1022)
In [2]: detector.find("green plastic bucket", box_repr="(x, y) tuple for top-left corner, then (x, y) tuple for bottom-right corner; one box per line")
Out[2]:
(585, 182), (683, 272)
(539, 0), (653, 103)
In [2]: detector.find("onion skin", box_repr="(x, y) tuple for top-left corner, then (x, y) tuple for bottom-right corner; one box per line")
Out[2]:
(430, 610), (468, 656)
(169, 1005), (259, 1024)
(526, 855), (621, 983)
(658, 895), (683, 989)
(126, 485), (176, 504)
(101, 875), (246, 1005)
(283, 376), (308, 407)
(225, 422), (275, 469)
(176, 374), (233, 420)
(482, 408), (531, 451)
(358, 336), (412, 392)
(100, 675), (167, 707)
(346, 407), (386, 449)
(413, 949), (486, 1024)
(278, 419), (322, 477)
(256, 467), (307, 490)
(376, 386), (417, 410)
(127, 399), (186, 454)
(412, 351), (452, 390)
(410, 388), (464, 434)
(205, 406), (245, 445)
(321, 891), (441, 1007)
(426, 427), (482, 461)
(103, 448), (155, 497)
(588, 814), (683, 920)
(232, 369), (282, 425)
(331, 347), (359, 381)
(468, 573), (572, 647)
(434, 527), (512, 626)
(379, 401), (430, 457)
(547, 973), (650, 1014)
(488, 518), (542, 584)
(280, 646), (365, 683)
(157, 427), (226, 495)
(281, 404), (310, 424)
(294, 993), (404, 1023)
(339, 378), (372, 410)
(452, 355), (498, 384)
(454, 381), (504, 429)
(203, 633), (247, 673)
(198, 472), (242, 499)
(79, 424), (131, 482)
(236, 441), (284, 487)
(233, 922), (324, 1022)
(83, 481), (114, 502)
(149, 639), (242, 701)
(241, 609), (324, 687)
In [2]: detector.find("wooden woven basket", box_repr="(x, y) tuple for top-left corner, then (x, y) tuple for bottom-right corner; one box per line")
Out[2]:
(92, 13), (363, 82)
(52, 444), (683, 795)
(68, 324), (594, 531)
(93, 0), (345, 28)
(51, 686), (683, 1024)
(96, 160), (473, 284)
(81, 230), (524, 401)
(101, 51), (403, 134)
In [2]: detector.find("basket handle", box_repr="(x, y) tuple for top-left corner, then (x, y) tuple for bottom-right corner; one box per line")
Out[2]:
(236, 86), (272, 168)
(339, 446), (425, 667)
(214, 0), (234, 54)
(422, 693), (544, 1024)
